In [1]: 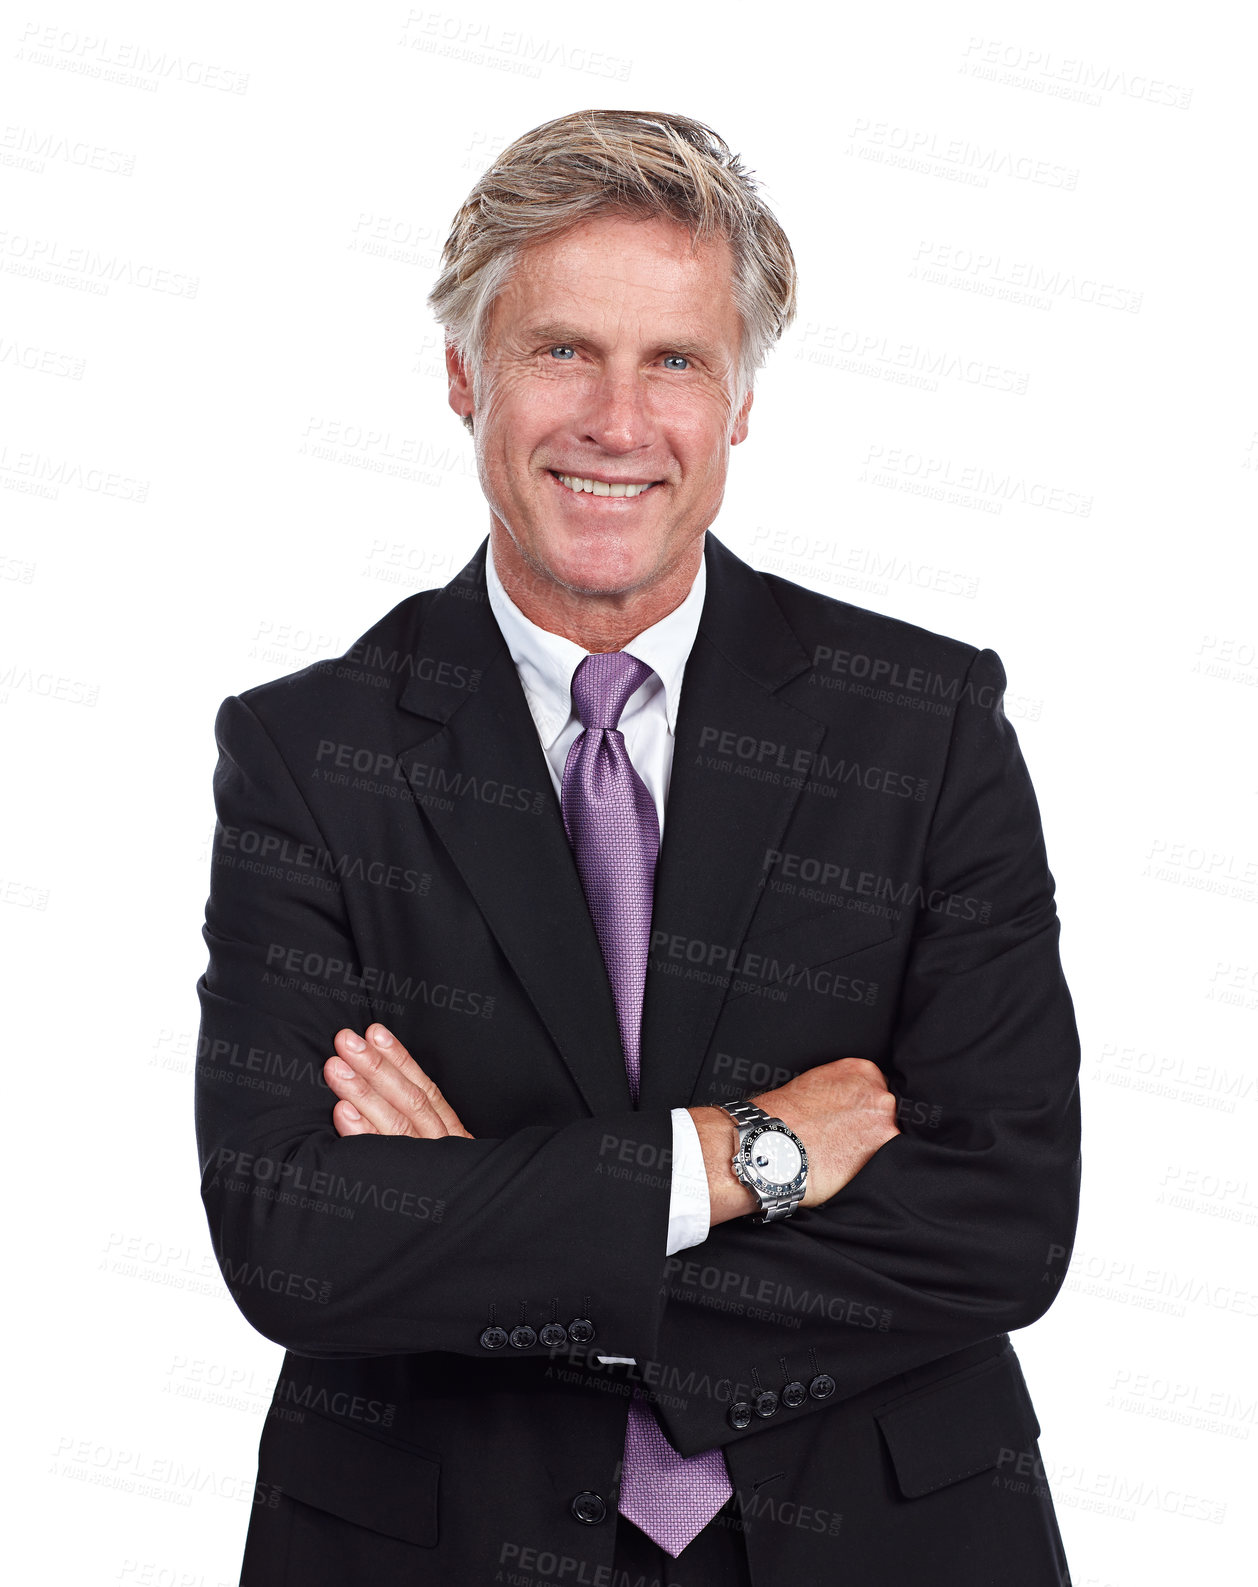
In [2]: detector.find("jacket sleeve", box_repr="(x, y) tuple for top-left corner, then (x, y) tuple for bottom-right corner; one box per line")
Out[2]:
(649, 648), (1082, 1456)
(193, 692), (675, 1360)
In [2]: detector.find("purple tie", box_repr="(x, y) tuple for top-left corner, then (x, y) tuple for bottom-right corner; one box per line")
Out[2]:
(560, 651), (734, 1559)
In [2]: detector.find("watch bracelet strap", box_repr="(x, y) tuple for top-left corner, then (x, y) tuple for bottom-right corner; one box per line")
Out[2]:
(757, 1197), (798, 1223)
(722, 1098), (775, 1130)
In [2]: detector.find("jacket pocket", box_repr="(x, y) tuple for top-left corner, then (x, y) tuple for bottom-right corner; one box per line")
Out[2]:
(874, 1346), (1040, 1499)
(258, 1406), (440, 1546)
(724, 905), (897, 1003)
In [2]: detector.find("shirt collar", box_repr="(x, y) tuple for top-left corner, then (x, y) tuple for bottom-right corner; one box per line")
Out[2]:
(484, 536), (707, 749)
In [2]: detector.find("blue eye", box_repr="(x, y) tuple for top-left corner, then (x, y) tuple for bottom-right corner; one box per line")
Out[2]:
(663, 354), (690, 370)
(549, 345), (575, 360)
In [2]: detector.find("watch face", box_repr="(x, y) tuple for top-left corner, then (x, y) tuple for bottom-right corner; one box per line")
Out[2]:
(746, 1128), (804, 1189)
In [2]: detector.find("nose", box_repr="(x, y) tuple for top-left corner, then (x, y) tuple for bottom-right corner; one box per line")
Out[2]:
(578, 362), (657, 455)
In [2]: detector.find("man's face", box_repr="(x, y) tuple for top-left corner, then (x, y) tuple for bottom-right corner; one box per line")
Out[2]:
(447, 212), (753, 600)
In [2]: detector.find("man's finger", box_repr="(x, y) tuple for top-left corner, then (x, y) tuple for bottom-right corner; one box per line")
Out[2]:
(324, 1048), (445, 1138)
(331, 1098), (378, 1137)
(360, 1025), (474, 1138)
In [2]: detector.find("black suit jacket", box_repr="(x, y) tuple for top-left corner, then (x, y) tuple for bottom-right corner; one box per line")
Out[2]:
(194, 532), (1080, 1585)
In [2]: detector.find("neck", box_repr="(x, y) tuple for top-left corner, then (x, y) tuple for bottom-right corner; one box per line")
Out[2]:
(489, 525), (703, 652)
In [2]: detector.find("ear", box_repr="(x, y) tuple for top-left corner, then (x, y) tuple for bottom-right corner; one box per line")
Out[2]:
(446, 341), (474, 426)
(731, 385), (754, 446)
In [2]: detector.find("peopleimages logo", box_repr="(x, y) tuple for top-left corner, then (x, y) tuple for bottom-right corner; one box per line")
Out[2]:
(697, 725), (927, 800)
(763, 848), (992, 924)
(811, 645), (1004, 708)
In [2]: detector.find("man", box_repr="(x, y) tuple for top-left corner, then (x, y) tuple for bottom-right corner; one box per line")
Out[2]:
(195, 109), (1080, 1585)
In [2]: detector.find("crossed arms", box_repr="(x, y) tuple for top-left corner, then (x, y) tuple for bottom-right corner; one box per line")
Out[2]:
(320, 1021), (901, 1226)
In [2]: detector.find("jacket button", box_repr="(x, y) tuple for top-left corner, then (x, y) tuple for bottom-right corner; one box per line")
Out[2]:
(509, 1324), (537, 1349)
(782, 1380), (807, 1408)
(567, 1317), (596, 1344)
(479, 1326), (509, 1350)
(728, 1401), (753, 1430)
(809, 1373), (835, 1400)
(571, 1491), (607, 1525)
(539, 1321), (568, 1347)
(753, 1390), (779, 1418)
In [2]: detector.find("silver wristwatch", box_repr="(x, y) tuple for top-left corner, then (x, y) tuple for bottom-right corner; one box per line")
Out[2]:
(719, 1099), (809, 1224)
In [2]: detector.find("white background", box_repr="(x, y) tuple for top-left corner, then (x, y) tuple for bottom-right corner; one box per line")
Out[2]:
(2, 3), (1255, 1583)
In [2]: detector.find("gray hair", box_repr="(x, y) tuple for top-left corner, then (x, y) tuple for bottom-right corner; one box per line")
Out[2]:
(426, 108), (798, 433)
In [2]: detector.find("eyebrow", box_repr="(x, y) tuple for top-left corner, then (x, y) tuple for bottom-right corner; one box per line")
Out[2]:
(522, 323), (717, 362)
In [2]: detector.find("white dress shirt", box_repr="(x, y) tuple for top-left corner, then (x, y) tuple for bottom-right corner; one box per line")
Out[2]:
(483, 537), (712, 1264)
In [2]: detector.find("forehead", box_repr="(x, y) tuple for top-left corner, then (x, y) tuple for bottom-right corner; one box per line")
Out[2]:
(491, 212), (739, 339)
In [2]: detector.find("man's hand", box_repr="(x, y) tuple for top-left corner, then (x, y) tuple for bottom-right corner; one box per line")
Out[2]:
(691, 1058), (900, 1226)
(323, 1024), (474, 1139)
(752, 1058), (900, 1208)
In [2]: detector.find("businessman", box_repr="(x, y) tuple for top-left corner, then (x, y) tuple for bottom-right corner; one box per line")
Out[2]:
(195, 109), (1080, 1585)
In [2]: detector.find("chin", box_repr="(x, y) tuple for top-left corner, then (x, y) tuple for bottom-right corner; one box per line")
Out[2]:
(534, 528), (660, 597)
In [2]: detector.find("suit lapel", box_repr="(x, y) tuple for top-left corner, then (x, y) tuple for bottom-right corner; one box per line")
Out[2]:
(395, 542), (631, 1116)
(637, 534), (824, 1110)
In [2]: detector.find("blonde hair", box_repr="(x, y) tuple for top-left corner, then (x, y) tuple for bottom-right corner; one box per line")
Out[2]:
(427, 109), (797, 433)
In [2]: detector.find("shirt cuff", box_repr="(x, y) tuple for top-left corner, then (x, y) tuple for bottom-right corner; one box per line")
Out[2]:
(665, 1107), (711, 1256)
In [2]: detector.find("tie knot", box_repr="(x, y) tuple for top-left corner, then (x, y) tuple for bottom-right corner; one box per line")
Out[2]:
(570, 651), (654, 732)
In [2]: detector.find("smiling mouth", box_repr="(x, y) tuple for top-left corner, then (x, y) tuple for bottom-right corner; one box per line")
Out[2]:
(547, 470), (663, 499)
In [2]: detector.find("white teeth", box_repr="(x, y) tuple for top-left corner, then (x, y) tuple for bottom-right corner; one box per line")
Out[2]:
(557, 473), (655, 498)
